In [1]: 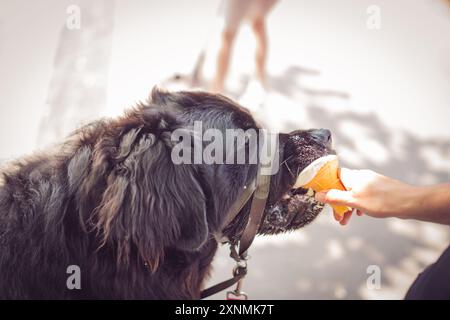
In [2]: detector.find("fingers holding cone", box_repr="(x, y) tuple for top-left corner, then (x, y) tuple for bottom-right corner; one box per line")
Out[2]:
(339, 208), (365, 225)
(316, 190), (359, 225)
(296, 155), (359, 225)
(339, 209), (353, 225)
(331, 206), (352, 225)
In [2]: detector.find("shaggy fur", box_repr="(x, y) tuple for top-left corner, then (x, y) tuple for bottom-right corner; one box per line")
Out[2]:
(0, 88), (331, 299)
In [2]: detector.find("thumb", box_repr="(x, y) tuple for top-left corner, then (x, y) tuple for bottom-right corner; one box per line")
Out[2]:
(315, 189), (354, 207)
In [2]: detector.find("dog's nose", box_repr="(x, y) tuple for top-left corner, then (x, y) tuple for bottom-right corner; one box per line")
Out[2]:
(309, 128), (332, 147)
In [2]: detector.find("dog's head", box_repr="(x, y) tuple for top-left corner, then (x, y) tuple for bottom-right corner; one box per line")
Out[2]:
(147, 89), (332, 244)
(257, 128), (332, 235)
(85, 88), (332, 268)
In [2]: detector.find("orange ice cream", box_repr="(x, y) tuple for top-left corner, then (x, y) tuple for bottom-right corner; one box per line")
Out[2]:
(294, 155), (351, 219)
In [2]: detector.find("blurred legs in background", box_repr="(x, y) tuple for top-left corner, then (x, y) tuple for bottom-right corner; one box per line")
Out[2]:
(212, 0), (278, 93)
(212, 28), (237, 93)
(252, 16), (268, 88)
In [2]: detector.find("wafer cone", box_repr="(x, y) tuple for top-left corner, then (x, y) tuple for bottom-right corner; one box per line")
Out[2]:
(294, 155), (351, 219)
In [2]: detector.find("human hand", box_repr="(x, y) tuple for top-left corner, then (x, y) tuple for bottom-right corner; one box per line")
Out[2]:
(315, 168), (418, 225)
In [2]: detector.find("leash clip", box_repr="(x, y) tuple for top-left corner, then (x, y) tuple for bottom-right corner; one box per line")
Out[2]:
(226, 244), (249, 300)
(229, 243), (251, 263)
(226, 266), (248, 300)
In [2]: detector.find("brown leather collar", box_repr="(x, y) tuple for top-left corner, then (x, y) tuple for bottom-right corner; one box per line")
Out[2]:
(201, 139), (276, 299)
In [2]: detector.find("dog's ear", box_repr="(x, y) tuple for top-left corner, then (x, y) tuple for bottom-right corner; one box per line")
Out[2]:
(92, 108), (208, 269)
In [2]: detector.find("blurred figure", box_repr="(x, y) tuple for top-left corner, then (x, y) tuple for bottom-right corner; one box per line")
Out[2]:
(212, 0), (279, 93)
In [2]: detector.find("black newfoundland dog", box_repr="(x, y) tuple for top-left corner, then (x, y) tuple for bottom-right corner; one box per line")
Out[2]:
(0, 89), (332, 299)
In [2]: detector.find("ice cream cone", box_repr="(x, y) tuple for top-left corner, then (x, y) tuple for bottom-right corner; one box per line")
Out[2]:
(294, 155), (351, 219)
